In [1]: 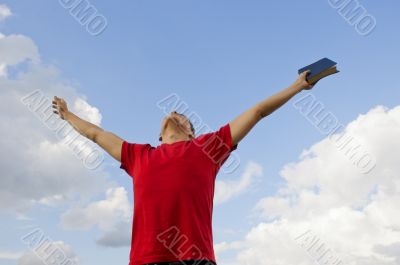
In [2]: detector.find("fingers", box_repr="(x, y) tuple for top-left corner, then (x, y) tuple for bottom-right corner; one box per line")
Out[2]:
(52, 96), (66, 106)
(299, 70), (314, 90)
(301, 70), (310, 77)
(52, 97), (59, 109)
(52, 96), (62, 116)
(53, 96), (62, 103)
(52, 96), (59, 105)
(52, 104), (59, 114)
(53, 96), (65, 103)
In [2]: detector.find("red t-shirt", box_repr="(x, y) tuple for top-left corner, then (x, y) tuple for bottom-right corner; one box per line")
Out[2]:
(120, 123), (238, 265)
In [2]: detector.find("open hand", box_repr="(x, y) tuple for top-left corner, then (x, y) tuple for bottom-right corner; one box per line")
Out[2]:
(52, 96), (69, 120)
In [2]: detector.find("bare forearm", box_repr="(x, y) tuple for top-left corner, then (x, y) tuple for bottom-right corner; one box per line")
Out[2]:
(52, 96), (124, 161)
(64, 111), (103, 142)
(255, 84), (302, 118)
(229, 71), (311, 146)
(230, 84), (302, 145)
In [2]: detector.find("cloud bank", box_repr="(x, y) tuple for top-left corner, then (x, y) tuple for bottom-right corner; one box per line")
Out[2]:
(216, 105), (400, 265)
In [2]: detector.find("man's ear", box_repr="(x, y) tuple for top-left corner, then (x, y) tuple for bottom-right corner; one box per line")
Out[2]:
(159, 136), (162, 141)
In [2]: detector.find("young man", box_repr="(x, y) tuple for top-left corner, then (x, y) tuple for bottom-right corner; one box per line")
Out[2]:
(52, 70), (313, 265)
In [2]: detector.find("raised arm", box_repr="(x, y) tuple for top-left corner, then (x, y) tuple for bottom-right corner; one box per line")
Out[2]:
(229, 70), (313, 146)
(52, 96), (124, 162)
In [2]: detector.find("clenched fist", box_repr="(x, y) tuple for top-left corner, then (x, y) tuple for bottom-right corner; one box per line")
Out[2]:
(292, 70), (314, 91)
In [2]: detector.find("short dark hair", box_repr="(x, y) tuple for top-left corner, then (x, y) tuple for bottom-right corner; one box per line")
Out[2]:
(179, 113), (195, 135)
(189, 119), (195, 135)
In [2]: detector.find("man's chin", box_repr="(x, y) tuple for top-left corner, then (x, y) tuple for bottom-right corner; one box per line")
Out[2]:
(163, 117), (187, 134)
(162, 117), (177, 132)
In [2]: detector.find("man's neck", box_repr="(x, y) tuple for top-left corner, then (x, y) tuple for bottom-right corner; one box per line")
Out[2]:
(162, 133), (191, 145)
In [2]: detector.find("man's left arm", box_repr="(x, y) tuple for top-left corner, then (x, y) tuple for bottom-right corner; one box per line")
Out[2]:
(229, 70), (313, 146)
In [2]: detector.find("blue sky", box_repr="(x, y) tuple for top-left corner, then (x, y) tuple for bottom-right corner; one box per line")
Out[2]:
(1, 1), (400, 265)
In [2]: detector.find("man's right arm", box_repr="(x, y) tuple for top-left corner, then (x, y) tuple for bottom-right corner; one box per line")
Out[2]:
(53, 96), (124, 162)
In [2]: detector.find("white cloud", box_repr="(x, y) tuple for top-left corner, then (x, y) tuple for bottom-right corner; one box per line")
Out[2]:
(0, 32), (112, 214)
(96, 220), (132, 247)
(0, 4), (12, 21)
(73, 97), (102, 127)
(0, 63), (6, 76)
(216, 105), (400, 265)
(0, 250), (23, 260)
(36, 194), (69, 207)
(61, 187), (132, 247)
(0, 33), (40, 77)
(215, 161), (263, 204)
(0, 23), (128, 256)
(18, 241), (79, 265)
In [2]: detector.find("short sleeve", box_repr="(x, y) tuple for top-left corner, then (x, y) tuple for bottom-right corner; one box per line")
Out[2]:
(195, 123), (238, 169)
(119, 141), (151, 177)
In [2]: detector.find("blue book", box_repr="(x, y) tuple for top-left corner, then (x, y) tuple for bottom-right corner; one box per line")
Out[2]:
(298, 58), (339, 85)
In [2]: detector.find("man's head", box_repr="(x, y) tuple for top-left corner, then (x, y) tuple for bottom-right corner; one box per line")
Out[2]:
(159, 111), (195, 143)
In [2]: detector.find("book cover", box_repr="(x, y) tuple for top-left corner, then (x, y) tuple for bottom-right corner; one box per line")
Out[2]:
(298, 58), (339, 85)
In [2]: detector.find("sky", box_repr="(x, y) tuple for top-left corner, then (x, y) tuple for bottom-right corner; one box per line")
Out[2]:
(0, 1), (399, 264)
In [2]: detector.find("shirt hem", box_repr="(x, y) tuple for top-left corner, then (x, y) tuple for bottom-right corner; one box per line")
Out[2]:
(130, 255), (217, 265)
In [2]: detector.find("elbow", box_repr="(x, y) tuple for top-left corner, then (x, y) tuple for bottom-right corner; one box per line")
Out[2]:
(88, 127), (103, 143)
(254, 107), (265, 121)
